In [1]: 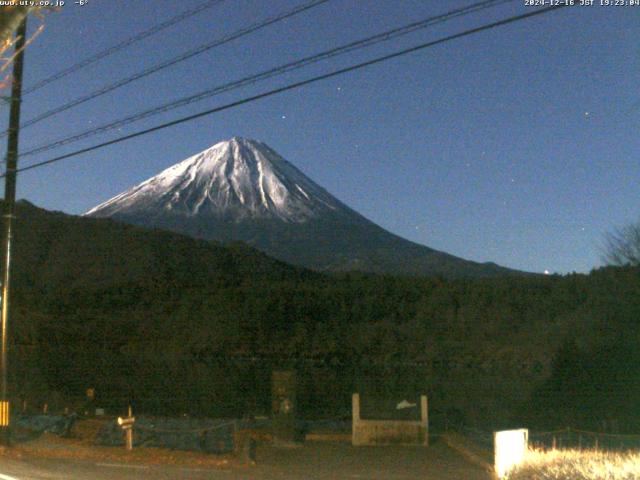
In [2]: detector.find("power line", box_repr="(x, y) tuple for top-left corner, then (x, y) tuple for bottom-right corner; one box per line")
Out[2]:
(22, 0), (226, 95)
(5, 0), (330, 136)
(21, 0), (514, 159)
(6, 4), (567, 178)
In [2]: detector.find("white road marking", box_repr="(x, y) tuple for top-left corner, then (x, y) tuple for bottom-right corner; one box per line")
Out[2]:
(0, 472), (21, 480)
(177, 468), (230, 473)
(95, 463), (150, 469)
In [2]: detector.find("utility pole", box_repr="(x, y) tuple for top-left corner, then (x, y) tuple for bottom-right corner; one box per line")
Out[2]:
(0, 16), (27, 446)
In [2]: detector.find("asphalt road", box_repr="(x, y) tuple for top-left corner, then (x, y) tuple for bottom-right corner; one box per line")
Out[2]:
(0, 456), (231, 480)
(0, 440), (493, 480)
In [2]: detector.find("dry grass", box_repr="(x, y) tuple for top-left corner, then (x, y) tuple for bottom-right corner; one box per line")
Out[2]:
(2, 432), (233, 469)
(507, 448), (640, 480)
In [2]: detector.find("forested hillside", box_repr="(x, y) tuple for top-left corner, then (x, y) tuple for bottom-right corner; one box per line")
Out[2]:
(7, 201), (640, 431)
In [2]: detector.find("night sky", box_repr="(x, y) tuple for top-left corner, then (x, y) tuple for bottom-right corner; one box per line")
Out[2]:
(3, 0), (638, 274)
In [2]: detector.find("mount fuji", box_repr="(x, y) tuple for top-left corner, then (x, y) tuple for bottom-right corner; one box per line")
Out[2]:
(86, 137), (518, 277)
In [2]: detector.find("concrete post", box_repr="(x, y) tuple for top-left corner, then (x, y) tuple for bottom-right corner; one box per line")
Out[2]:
(125, 405), (133, 451)
(352, 393), (360, 445)
(352, 393), (360, 422)
(420, 395), (428, 446)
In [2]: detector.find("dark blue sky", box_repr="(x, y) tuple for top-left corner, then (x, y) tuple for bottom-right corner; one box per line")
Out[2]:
(4, 0), (639, 273)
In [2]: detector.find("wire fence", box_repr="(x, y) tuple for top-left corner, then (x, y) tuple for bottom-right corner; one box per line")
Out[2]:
(94, 415), (264, 453)
(452, 426), (640, 453)
(529, 427), (640, 452)
(11, 412), (261, 454)
(456, 426), (495, 451)
(14, 408), (640, 455)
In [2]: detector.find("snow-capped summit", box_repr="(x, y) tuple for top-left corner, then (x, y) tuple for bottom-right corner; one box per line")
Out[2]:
(86, 137), (341, 222)
(86, 137), (520, 278)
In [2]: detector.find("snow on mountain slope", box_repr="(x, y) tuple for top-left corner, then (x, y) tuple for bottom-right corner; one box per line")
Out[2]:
(86, 137), (341, 222)
(86, 137), (523, 278)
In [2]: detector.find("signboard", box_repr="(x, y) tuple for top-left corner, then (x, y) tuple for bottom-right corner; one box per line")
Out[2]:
(117, 415), (135, 430)
(360, 396), (421, 421)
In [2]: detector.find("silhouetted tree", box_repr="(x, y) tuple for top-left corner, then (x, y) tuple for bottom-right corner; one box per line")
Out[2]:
(603, 218), (640, 266)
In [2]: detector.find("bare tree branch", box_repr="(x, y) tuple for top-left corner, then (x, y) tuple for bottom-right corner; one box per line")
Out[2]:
(602, 220), (640, 267)
(0, 7), (32, 47)
(0, 7), (48, 94)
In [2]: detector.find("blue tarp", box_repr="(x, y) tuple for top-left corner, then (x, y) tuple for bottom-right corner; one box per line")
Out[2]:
(95, 416), (237, 453)
(12, 414), (77, 439)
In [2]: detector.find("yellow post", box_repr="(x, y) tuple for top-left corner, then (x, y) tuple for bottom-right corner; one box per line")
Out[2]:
(0, 401), (9, 427)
